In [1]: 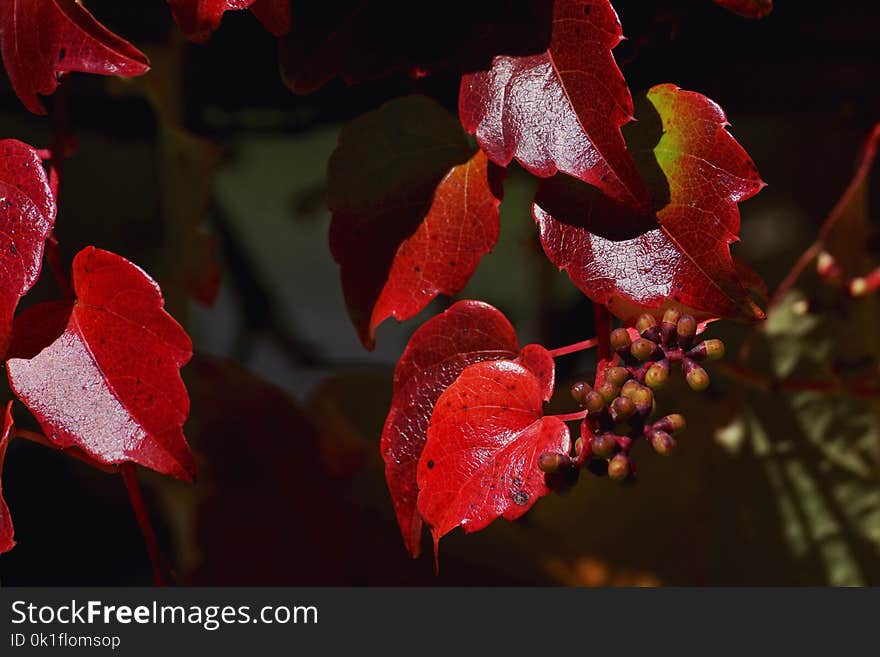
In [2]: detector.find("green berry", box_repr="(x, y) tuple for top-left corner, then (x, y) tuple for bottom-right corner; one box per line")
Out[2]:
(610, 396), (636, 422)
(683, 358), (710, 391)
(608, 454), (630, 480)
(539, 452), (571, 473)
(636, 313), (658, 336)
(630, 338), (657, 361)
(596, 381), (620, 404)
(653, 414), (686, 434)
(645, 360), (670, 389)
(620, 379), (641, 398)
(676, 315), (697, 349)
(649, 430), (676, 456)
(604, 366), (630, 387)
(591, 433), (618, 458)
(570, 381), (592, 406)
(610, 328), (632, 352)
(584, 391), (606, 413)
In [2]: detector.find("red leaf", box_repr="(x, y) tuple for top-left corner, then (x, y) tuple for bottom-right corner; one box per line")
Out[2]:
(370, 150), (503, 343)
(0, 140), (56, 356)
(534, 84), (766, 324)
(328, 96), (474, 349)
(167, 0), (290, 42)
(417, 345), (568, 547)
(281, 1), (552, 94)
(0, 401), (15, 554)
(381, 300), (519, 557)
(459, 0), (650, 210)
(6, 247), (196, 481)
(6, 300), (72, 361)
(0, 0), (149, 114)
(713, 0), (773, 19)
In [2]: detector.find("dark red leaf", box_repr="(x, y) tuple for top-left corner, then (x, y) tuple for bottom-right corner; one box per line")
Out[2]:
(0, 0), (149, 114)
(0, 140), (57, 356)
(0, 401), (15, 554)
(459, 0), (650, 211)
(514, 343), (556, 402)
(166, 0), (290, 42)
(381, 300), (519, 557)
(328, 96), (474, 349)
(417, 346), (568, 548)
(281, 1), (552, 94)
(6, 247), (196, 481)
(534, 84), (766, 324)
(370, 150), (503, 343)
(713, 0), (773, 19)
(6, 300), (72, 361)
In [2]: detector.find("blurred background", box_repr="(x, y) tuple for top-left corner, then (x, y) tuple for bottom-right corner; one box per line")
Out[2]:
(0, 0), (878, 585)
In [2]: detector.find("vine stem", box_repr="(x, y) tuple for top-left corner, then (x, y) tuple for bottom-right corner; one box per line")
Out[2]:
(120, 463), (169, 587)
(547, 338), (598, 358)
(766, 122), (880, 313)
(716, 362), (880, 401)
(551, 410), (589, 423)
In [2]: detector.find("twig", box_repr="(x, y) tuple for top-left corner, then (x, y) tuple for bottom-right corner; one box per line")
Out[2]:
(547, 338), (598, 358)
(120, 463), (169, 587)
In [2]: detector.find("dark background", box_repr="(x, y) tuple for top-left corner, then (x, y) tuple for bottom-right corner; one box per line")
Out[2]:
(0, 0), (878, 585)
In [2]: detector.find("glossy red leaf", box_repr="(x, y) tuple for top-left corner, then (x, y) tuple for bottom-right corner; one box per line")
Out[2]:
(6, 247), (196, 481)
(713, 0), (773, 19)
(370, 150), (503, 343)
(0, 401), (14, 554)
(281, 1), (551, 94)
(459, 0), (650, 211)
(0, 0), (150, 114)
(381, 300), (519, 557)
(166, 0), (290, 42)
(328, 96), (474, 349)
(0, 140), (57, 357)
(417, 346), (568, 548)
(534, 84), (766, 324)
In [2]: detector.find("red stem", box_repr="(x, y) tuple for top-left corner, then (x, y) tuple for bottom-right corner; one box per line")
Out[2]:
(547, 337), (598, 358)
(120, 463), (169, 587)
(767, 122), (880, 312)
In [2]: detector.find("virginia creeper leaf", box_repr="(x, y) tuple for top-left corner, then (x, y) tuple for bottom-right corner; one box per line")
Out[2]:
(281, 0), (552, 94)
(369, 150), (503, 344)
(381, 300), (519, 558)
(0, 140), (57, 357)
(6, 247), (196, 481)
(459, 0), (650, 211)
(328, 96), (474, 349)
(417, 346), (568, 548)
(0, 401), (14, 554)
(534, 84), (766, 324)
(713, 0), (773, 19)
(166, 0), (290, 43)
(0, 0), (150, 114)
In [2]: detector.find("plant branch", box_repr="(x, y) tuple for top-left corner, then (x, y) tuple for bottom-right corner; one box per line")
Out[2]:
(547, 338), (598, 358)
(551, 410), (589, 423)
(716, 361), (880, 401)
(767, 122), (880, 313)
(120, 463), (169, 587)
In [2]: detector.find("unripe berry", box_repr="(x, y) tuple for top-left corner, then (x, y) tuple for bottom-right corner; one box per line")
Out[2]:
(653, 413), (686, 434)
(850, 277), (868, 297)
(607, 454), (630, 480)
(570, 381), (592, 406)
(645, 359), (670, 389)
(610, 328), (632, 352)
(630, 385), (654, 415)
(676, 315), (697, 349)
(688, 339), (725, 361)
(596, 381), (620, 404)
(591, 433), (618, 458)
(635, 313), (657, 336)
(682, 358), (710, 391)
(610, 395), (636, 422)
(539, 452), (571, 473)
(605, 366), (630, 387)
(661, 308), (681, 345)
(584, 391), (606, 413)
(630, 338), (658, 361)
(649, 430), (676, 456)
(620, 379), (641, 398)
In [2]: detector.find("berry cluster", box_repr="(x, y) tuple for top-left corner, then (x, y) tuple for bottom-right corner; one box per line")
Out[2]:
(540, 309), (725, 482)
